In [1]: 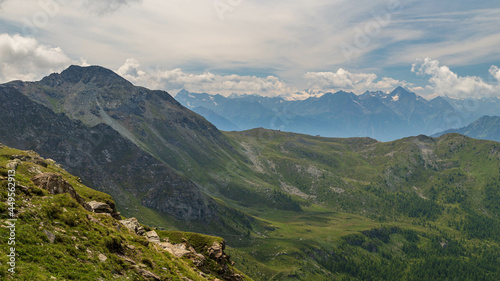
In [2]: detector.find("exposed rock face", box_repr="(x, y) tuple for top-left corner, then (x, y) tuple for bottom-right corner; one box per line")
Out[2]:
(6, 159), (21, 170)
(31, 173), (85, 206)
(86, 201), (113, 214)
(11, 154), (48, 167)
(119, 218), (146, 236)
(145, 230), (161, 243)
(158, 241), (191, 258)
(119, 218), (243, 280)
(207, 241), (244, 281)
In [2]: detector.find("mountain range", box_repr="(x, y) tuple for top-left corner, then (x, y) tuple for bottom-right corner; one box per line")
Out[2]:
(175, 88), (500, 141)
(1, 65), (500, 280)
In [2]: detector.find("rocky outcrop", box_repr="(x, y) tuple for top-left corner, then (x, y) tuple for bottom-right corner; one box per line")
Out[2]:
(119, 218), (243, 280)
(6, 159), (21, 170)
(31, 172), (121, 219)
(145, 230), (161, 243)
(31, 173), (86, 206)
(86, 201), (113, 213)
(119, 218), (146, 236)
(11, 154), (48, 167)
(206, 241), (244, 281)
(158, 241), (191, 258)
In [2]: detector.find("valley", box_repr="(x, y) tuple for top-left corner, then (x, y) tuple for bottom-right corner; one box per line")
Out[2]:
(1, 66), (500, 280)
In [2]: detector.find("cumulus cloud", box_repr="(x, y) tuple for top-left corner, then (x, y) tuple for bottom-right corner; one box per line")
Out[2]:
(304, 68), (407, 94)
(116, 58), (297, 98)
(412, 58), (499, 98)
(0, 33), (73, 82)
(489, 65), (500, 82)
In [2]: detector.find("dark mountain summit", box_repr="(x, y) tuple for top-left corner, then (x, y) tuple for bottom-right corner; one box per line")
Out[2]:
(0, 85), (215, 221)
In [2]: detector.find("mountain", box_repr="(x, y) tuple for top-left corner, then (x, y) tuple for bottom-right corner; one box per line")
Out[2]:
(0, 84), (216, 222)
(190, 106), (240, 131)
(441, 96), (500, 124)
(8, 65), (237, 177)
(2, 66), (500, 280)
(175, 87), (465, 141)
(432, 115), (500, 142)
(0, 144), (248, 280)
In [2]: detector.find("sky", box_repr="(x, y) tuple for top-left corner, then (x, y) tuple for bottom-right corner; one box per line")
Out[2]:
(1, 0), (500, 99)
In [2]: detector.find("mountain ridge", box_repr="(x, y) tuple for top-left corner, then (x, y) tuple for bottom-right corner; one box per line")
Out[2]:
(432, 115), (500, 142)
(176, 87), (463, 140)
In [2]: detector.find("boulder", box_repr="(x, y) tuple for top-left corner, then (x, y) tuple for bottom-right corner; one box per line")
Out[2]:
(119, 218), (146, 236)
(31, 173), (85, 205)
(158, 242), (191, 258)
(85, 201), (113, 213)
(145, 230), (161, 243)
(6, 159), (21, 170)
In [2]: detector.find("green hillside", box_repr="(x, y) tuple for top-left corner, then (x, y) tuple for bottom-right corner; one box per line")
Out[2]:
(433, 115), (500, 142)
(0, 144), (250, 281)
(216, 130), (500, 280)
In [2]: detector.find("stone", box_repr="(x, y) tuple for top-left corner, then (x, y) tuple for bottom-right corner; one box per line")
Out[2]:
(119, 218), (146, 236)
(6, 159), (21, 170)
(145, 230), (161, 243)
(43, 229), (56, 243)
(158, 242), (191, 258)
(87, 214), (99, 223)
(208, 241), (224, 259)
(98, 253), (107, 262)
(85, 201), (113, 214)
(31, 173), (85, 206)
(137, 268), (161, 281)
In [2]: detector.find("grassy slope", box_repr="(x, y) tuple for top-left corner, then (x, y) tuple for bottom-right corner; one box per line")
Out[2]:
(217, 130), (500, 280)
(0, 145), (250, 281)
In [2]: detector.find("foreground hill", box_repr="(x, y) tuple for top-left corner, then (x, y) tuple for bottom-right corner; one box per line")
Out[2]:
(0, 144), (249, 280)
(433, 115), (500, 142)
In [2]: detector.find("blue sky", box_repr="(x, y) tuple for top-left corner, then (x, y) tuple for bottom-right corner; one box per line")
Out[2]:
(1, 0), (500, 99)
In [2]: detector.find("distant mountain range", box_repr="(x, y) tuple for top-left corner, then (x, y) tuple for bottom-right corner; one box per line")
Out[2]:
(175, 88), (500, 141)
(433, 115), (500, 142)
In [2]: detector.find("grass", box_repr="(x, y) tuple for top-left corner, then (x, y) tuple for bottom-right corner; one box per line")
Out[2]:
(0, 144), (251, 280)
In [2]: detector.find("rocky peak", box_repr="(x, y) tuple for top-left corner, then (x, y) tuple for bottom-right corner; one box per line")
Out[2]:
(41, 65), (133, 88)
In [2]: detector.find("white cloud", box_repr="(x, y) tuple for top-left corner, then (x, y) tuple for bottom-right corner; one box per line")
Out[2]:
(304, 68), (407, 94)
(489, 65), (500, 82)
(412, 58), (499, 98)
(0, 33), (73, 82)
(116, 58), (297, 98)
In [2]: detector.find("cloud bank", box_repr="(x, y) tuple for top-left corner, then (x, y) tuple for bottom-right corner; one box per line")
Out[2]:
(304, 69), (407, 93)
(0, 33), (73, 82)
(412, 58), (500, 98)
(116, 58), (296, 98)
